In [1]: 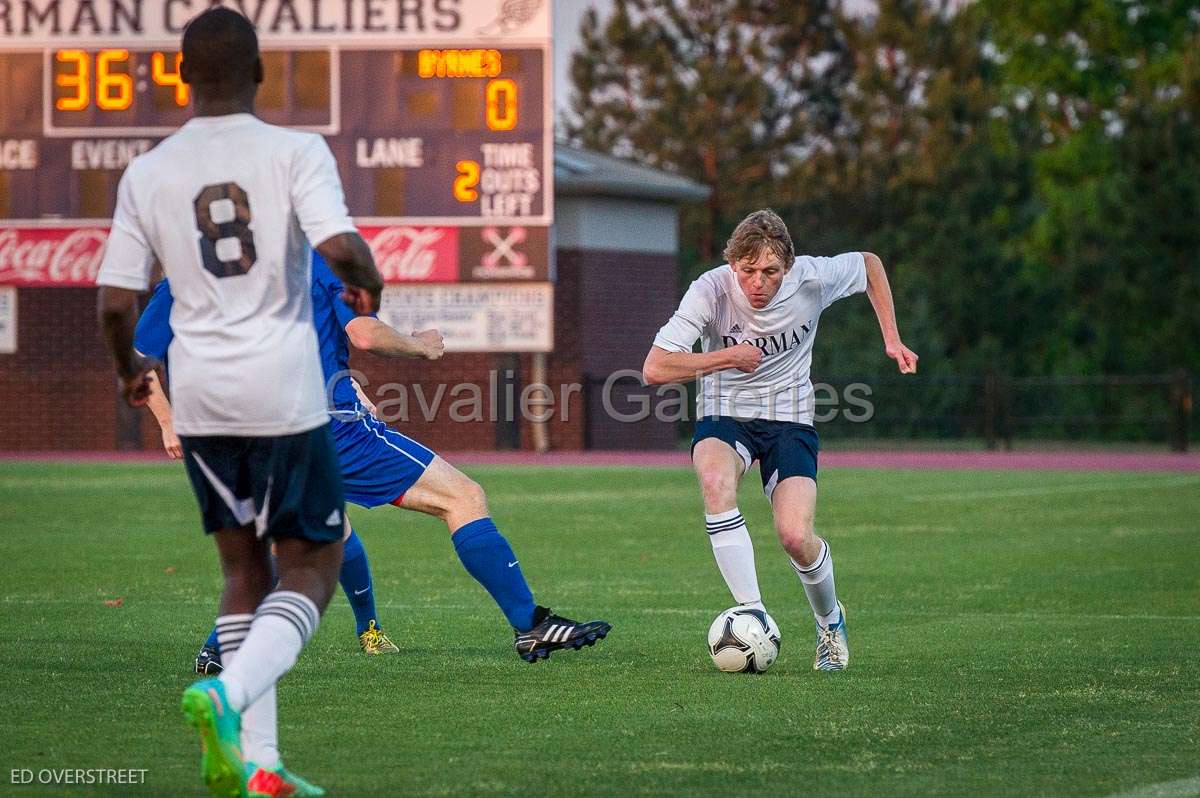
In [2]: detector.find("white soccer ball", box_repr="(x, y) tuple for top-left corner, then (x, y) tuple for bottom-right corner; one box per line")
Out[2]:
(707, 607), (781, 673)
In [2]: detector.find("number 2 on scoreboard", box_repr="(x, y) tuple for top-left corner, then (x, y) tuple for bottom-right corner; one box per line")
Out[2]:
(455, 160), (480, 203)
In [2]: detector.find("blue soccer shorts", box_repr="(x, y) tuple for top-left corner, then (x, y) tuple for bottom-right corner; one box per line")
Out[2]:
(691, 415), (819, 500)
(179, 424), (345, 542)
(330, 406), (437, 508)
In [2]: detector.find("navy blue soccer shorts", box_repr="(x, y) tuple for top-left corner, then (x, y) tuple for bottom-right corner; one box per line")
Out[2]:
(180, 424), (345, 542)
(691, 415), (819, 499)
(330, 405), (437, 508)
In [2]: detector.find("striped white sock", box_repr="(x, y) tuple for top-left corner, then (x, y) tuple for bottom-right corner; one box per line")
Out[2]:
(705, 509), (763, 609)
(790, 538), (840, 626)
(218, 591), (319, 713)
(214, 613), (252, 661)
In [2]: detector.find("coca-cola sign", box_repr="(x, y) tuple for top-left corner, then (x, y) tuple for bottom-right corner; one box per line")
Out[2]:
(359, 226), (459, 283)
(0, 227), (109, 286)
(0, 226), (461, 286)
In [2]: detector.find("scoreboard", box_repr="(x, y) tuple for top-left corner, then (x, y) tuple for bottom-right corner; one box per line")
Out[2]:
(0, 0), (554, 351)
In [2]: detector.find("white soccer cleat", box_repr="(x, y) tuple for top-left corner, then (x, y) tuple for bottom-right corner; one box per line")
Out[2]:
(813, 601), (849, 671)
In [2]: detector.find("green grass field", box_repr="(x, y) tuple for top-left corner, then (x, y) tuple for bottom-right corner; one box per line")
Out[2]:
(1, 461), (1198, 797)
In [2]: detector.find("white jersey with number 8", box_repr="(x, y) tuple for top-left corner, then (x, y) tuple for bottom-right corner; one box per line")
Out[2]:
(97, 113), (357, 437)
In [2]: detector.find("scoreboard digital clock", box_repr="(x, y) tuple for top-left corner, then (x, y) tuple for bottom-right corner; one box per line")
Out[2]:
(0, 0), (554, 312)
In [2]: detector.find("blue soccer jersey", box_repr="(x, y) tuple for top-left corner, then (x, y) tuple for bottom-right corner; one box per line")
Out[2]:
(134, 279), (176, 362)
(310, 259), (366, 411)
(135, 254), (435, 507)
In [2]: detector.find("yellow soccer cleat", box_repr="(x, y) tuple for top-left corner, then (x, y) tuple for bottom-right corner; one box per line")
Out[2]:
(358, 620), (399, 655)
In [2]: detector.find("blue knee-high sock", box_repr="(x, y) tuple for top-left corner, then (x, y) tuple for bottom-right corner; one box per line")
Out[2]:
(452, 518), (537, 632)
(204, 626), (220, 651)
(339, 529), (379, 635)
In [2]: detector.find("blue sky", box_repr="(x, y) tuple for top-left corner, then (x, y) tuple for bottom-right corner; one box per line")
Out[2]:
(552, 0), (609, 119)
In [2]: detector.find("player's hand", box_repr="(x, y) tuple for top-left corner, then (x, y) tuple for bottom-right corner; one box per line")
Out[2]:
(119, 354), (156, 407)
(414, 329), (445, 360)
(726, 342), (763, 373)
(887, 342), (919, 374)
(341, 284), (381, 315)
(161, 423), (183, 459)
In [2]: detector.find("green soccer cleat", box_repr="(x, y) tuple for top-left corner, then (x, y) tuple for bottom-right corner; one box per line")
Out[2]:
(181, 678), (246, 798)
(245, 762), (327, 798)
(275, 764), (326, 798)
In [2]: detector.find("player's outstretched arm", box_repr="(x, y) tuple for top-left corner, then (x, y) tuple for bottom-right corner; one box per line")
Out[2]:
(316, 232), (384, 315)
(344, 317), (445, 361)
(642, 343), (762, 386)
(143, 371), (182, 459)
(863, 252), (918, 374)
(97, 286), (156, 407)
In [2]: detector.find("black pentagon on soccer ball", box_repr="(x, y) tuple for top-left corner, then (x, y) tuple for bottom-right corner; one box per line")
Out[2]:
(709, 616), (751, 655)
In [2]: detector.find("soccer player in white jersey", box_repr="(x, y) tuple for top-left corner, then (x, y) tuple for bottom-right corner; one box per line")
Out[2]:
(95, 9), (384, 797)
(642, 209), (918, 671)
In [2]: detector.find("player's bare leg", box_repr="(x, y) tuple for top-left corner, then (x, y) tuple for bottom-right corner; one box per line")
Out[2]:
(692, 438), (764, 610)
(214, 526), (275, 616)
(399, 456), (610, 662)
(399, 456), (491, 531)
(770, 476), (848, 670)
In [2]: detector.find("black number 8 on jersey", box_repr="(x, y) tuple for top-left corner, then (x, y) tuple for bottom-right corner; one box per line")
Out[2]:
(193, 182), (258, 278)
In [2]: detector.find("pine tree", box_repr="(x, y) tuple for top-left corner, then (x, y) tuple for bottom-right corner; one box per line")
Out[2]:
(565, 0), (852, 267)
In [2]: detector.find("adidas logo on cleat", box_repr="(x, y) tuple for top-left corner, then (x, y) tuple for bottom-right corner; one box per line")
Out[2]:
(514, 607), (611, 663)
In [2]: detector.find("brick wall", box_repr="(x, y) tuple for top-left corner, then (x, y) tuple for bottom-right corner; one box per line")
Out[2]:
(558, 248), (681, 451)
(0, 246), (681, 451)
(0, 287), (160, 451)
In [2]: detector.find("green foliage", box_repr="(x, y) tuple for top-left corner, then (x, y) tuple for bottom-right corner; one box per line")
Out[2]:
(566, 0), (851, 264)
(565, 0), (1200, 391)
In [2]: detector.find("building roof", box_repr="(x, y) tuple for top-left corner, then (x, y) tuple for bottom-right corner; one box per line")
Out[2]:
(554, 143), (711, 203)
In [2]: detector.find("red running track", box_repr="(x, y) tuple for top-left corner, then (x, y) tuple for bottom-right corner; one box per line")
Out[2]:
(2, 449), (1198, 472)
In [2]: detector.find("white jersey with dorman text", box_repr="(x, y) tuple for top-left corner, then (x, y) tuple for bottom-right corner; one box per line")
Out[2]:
(97, 113), (357, 437)
(653, 253), (867, 424)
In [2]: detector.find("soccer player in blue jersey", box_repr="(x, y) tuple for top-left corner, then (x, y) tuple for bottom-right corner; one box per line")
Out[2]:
(135, 278), (400, 664)
(138, 255), (611, 669)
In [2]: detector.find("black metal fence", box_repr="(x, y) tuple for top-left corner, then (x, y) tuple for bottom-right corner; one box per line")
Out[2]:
(816, 372), (1194, 451)
(584, 372), (1196, 452)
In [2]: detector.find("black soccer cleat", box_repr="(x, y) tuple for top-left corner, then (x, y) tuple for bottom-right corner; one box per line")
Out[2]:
(194, 644), (223, 675)
(515, 606), (611, 663)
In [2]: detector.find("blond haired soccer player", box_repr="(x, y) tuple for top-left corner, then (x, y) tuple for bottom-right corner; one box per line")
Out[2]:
(642, 209), (918, 671)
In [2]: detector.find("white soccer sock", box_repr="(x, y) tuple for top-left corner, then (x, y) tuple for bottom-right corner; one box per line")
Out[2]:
(241, 687), (280, 769)
(790, 537), (841, 627)
(705, 509), (764, 609)
(215, 613), (280, 769)
(219, 591), (319, 714)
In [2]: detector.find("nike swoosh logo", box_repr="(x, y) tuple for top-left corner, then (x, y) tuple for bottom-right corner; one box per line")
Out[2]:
(353, 587), (370, 595)
(508, 561), (519, 568)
